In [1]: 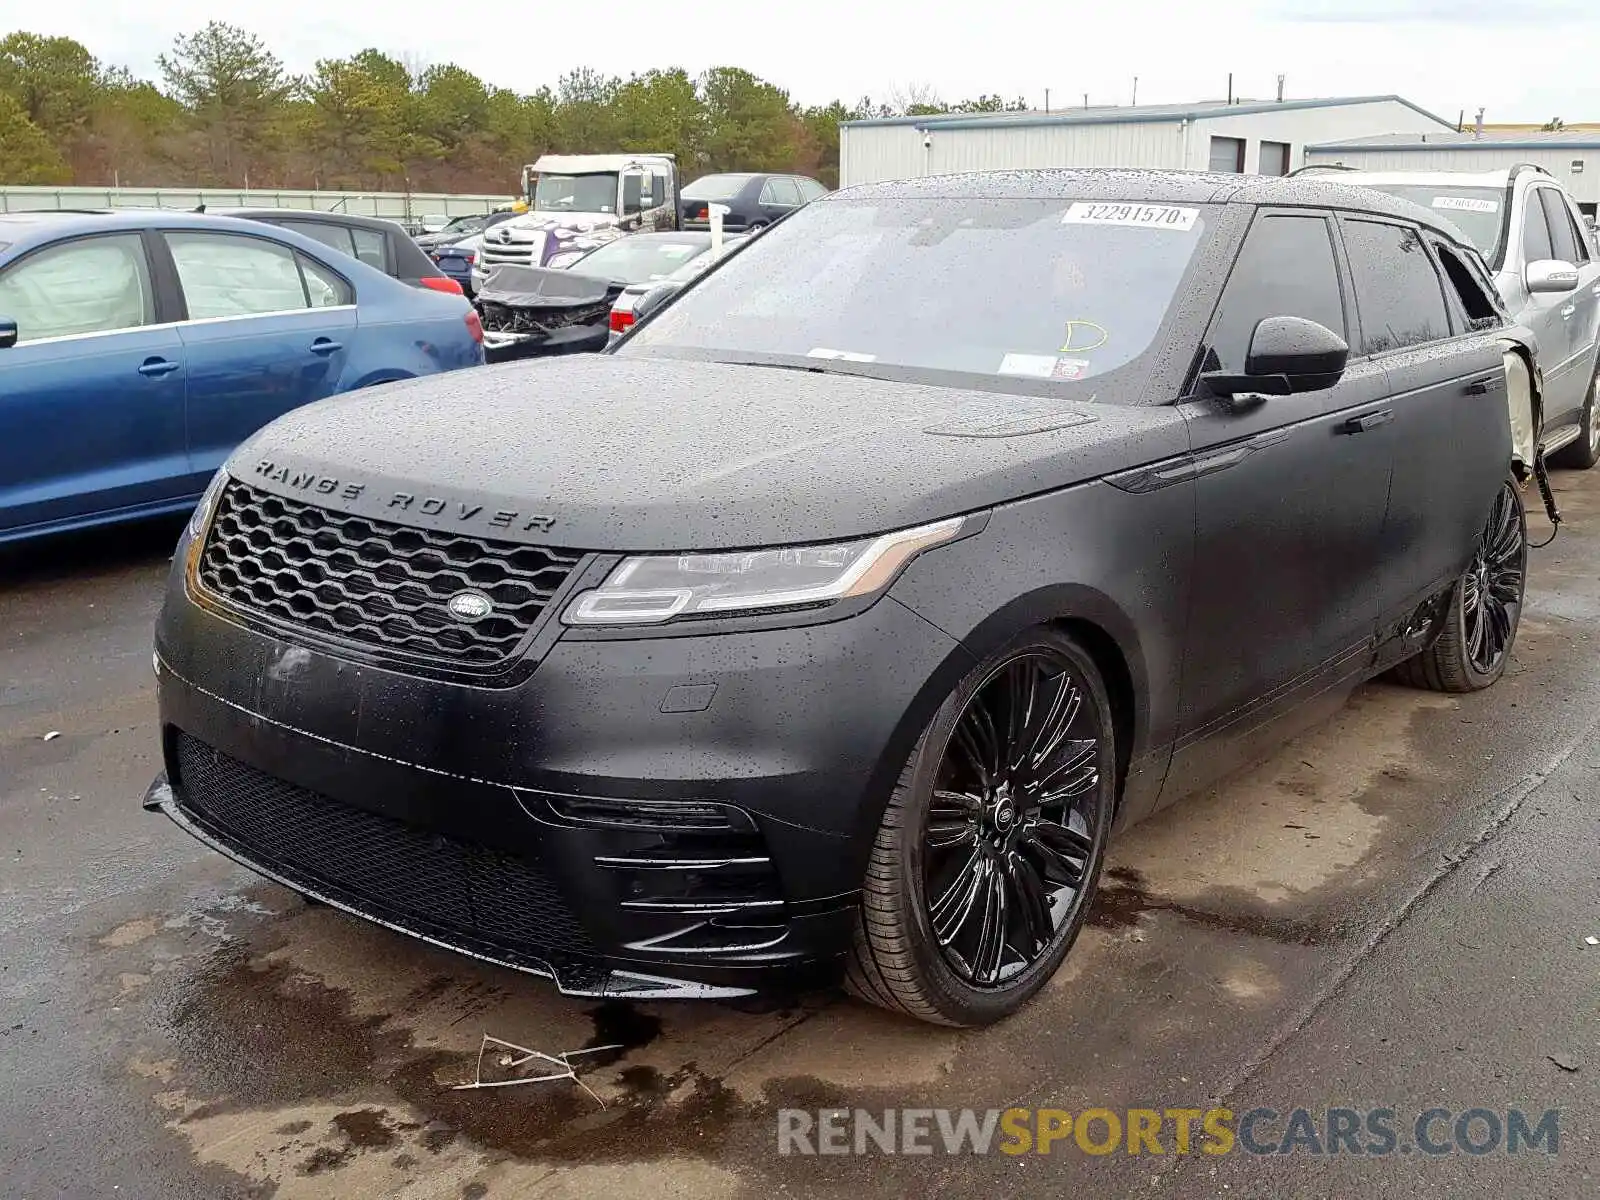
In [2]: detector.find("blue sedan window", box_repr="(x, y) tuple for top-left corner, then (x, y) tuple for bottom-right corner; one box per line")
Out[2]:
(0, 234), (153, 343)
(167, 232), (310, 319)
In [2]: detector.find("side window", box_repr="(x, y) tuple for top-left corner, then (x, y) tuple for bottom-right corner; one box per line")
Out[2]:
(798, 178), (828, 201)
(300, 255), (353, 308)
(1432, 241), (1503, 332)
(621, 173), (644, 216)
(1521, 192), (1556, 263)
(349, 228), (387, 271)
(1340, 219), (1452, 354)
(1206, 214), (1345, 373)
(759, 178), (782, 205)
(280, 220), (357, 259)
(0, 234), (154, 343)
(166, 232), (313, 319)
(1538, 188), (1582, 264)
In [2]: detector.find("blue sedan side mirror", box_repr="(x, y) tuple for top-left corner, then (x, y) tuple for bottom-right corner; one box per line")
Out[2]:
(0, 319), (16, 349)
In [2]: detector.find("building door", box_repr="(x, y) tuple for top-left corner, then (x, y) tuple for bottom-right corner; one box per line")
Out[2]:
(1208, 136), (1245, 173)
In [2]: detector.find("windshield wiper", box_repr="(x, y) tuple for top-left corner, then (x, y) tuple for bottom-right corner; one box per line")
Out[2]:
(713, 358), (832, 374)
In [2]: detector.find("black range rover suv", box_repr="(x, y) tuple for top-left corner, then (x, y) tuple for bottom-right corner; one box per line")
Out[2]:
(148, 170), (1533, 1026)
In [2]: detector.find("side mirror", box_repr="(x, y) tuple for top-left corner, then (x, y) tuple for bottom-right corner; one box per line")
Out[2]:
(1527, 258), (1580, 293)
(1202, 315), (1349, 397)
(632, 280), (684, 323)
(0, 318), (16, 349)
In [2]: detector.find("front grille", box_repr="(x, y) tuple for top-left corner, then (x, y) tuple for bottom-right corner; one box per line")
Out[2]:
(198, 481), (582, 672)
(173, 732), (598, 957)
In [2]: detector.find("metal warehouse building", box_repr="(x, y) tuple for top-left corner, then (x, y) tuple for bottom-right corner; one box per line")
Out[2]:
(1305, 131), (1600, 214)
(839, 95), (1455, 187)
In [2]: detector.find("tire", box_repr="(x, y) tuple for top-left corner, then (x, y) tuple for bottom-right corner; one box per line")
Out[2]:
(846, 628), (1118, 1026)
(1391, 476), (1527, 693)
(1550, 364), (1600, 469)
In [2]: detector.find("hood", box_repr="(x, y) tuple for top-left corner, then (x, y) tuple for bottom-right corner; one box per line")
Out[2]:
(231, 356), (1187, 552)
(477, 265), (616, 309)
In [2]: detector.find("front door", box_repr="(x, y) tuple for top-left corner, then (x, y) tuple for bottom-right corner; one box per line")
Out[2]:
(1516, 185), (1587, 428)
(0, 232), (189, 535)
(160, 230), (358, 486)
(1163, 210), (1394, 802)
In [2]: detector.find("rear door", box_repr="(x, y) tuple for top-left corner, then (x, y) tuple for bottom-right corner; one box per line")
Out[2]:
(758, 177), (803, 224)
(0, 231), (189, 535)
(1339, 215), (1509, 649)
(159, 229), (358, 484)
(1166, 209), (1394, 798)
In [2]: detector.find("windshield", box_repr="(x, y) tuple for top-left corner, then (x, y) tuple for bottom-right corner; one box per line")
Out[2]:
(534, 173), (617, 214)
(622, 197), (1210, 390)
(441, 215), (486, 235)
(574, 237), (711, 284)
(683, 174), (753, 201)
(1359, 184), (1504, 259)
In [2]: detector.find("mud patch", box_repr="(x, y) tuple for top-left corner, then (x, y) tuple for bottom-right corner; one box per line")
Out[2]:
(100, 917), (161, 948)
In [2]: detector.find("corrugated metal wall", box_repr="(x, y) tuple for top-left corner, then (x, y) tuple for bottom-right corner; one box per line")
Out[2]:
(840, 121), (1187, 187)
(0, 186), (514, 220)
(1304, 145), (1600, 207)
(841, 100), (1455, 188)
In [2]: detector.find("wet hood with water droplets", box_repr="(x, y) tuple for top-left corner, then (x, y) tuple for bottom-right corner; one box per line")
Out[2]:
(230, 355), (1187, 552)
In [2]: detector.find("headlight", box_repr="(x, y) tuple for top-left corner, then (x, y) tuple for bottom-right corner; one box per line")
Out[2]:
(189, 469), (228, 540)
(562, 516), (967, 627)
(546, 250), (586, 269)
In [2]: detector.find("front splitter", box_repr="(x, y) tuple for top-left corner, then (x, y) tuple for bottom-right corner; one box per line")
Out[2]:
(143, 775), (755, 1001)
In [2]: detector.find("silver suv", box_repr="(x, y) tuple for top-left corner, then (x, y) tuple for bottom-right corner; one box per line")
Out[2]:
(1321, 165), (1600, 469)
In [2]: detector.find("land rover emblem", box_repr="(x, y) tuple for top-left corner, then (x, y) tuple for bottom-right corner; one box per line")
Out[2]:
(447, 590), (494, 623)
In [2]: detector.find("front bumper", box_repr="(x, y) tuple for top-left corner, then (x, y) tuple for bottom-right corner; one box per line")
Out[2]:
(149, 541), (965, 998)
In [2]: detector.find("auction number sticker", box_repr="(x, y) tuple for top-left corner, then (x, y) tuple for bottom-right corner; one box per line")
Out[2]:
(1432, 196), (1499, 214)
(1063, 202), (1199, 231)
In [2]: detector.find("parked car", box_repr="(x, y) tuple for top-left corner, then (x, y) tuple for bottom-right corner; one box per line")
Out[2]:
(477, 232), (740, 361)
(416, 211), (515, 253)
(1333, 165), (1600, 469)
(680, 172), (828, 233)
(0, 210), (483, 546)
(606, 234), (747, 343)
(147, 169), (1530, 1026)
(212, 209), (464, 295)
(431, 234), (483, 297)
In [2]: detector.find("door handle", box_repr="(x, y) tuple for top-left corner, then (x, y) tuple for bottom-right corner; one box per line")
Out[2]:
(1340, 410), (1393, 434)
(310, 339), (343, 356)
(1561, 304), (1576, 319)
(138, 357), (180, 377)
(1464, 373), (1503, 395)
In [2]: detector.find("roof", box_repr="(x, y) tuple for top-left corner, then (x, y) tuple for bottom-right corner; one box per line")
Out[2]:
(829, 168), (1480, 245)
(1311, 130), (1600, 152)
(211, 207), (406, 231)
(529, 153), (675, 173)
(842, 94), (1455, 133)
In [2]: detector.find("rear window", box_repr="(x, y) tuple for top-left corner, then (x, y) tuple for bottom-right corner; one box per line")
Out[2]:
(1357, 184), (1504, 260)
(623, 197), (1211, 389)
(574, 237), (711, 284)
(683, 174), (754, 201)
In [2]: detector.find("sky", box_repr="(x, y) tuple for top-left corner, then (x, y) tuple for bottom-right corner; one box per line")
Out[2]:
(4, 0), (1600, 124)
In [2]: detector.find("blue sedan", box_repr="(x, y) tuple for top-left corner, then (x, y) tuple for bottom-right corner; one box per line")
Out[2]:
(0, 209), (484, 546)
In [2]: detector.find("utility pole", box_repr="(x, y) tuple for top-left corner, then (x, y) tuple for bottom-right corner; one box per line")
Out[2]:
(1132, 76), (1138, 106)
(1044, 88), (1050, 113)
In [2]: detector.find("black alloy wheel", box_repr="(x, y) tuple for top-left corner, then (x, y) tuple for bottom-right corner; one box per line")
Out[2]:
(1393, 476), (1527, 693)
(848, 629), (1116, 1026)
(1462, 479), (1526, 676)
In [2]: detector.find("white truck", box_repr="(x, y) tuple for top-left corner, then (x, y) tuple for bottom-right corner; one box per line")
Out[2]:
(473, 152), (679, 291)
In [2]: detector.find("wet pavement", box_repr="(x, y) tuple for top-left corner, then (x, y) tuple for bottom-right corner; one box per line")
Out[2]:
(3, 474), (1598, 1198)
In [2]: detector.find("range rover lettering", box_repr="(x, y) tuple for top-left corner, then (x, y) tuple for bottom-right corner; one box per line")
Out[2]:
(147, 170), (1531, 1026)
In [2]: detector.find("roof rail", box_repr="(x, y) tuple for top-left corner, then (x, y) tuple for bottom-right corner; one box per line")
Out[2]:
(1287, 163), (1358, 177)
(1508, 162), (1552, 184)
